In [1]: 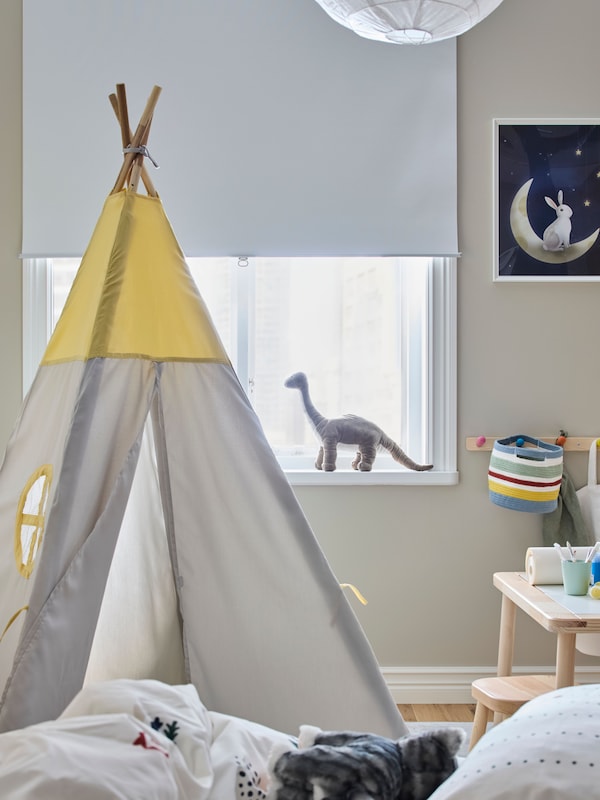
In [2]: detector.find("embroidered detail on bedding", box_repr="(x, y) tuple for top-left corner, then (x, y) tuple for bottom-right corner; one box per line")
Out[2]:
(132, 715), (181, 754)
(151, 716), (180, 741)
(132, 732), (170, 757)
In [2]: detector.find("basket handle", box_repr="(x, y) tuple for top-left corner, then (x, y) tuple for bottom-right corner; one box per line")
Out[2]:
(498, 435), (562, 461)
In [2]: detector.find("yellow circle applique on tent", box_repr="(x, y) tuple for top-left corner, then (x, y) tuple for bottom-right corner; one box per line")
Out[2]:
(14, 465), (53, 578)
(0, 606), (29, 644)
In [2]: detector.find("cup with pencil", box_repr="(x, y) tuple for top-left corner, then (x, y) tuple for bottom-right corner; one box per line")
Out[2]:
(554, 541), (599, 596)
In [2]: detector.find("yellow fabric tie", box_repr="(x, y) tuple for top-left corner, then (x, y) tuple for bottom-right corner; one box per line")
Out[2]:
(340, 583), (368, 605)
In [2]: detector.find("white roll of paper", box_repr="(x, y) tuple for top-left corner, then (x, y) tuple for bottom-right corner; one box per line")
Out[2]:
(525, 546), (591, 585)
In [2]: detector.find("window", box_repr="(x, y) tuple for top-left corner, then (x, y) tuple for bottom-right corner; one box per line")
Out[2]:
(15, 465), (53, 579)
(23, 256), (457, 486)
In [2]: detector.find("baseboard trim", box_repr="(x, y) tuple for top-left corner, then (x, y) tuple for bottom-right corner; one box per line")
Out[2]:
(382, 666), (600, 704)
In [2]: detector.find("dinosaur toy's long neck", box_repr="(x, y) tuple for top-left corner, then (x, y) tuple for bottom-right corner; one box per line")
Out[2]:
(297, 382), (327, 431)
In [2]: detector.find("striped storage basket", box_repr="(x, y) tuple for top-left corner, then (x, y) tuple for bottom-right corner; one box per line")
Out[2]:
(488, 435), (563, 513)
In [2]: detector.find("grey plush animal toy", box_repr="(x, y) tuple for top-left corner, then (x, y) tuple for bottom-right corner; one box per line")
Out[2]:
(284, 372), (433, 472)
(267, 724), (465, 800)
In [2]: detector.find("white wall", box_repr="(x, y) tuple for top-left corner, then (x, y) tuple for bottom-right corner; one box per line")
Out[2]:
(2, 0), (600, 698)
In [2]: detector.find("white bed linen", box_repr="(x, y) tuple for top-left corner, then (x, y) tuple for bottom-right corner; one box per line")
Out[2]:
(429, 683), (600, 799)
(0, 679), (295, 799)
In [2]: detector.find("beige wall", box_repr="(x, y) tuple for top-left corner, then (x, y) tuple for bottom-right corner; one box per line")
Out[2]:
(0, 0), (22, 447)
(2, 0), (599, 676)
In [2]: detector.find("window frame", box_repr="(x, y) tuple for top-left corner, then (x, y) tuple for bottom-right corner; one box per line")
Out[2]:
(22, 257), (457, 487)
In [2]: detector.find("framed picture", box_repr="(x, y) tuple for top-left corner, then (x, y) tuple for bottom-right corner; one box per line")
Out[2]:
(494, 119), (600, 281)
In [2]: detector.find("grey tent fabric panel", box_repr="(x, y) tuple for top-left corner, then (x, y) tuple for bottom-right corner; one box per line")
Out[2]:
(18, 359), (156, 624)
(158, 362), (406, 737)
(0, 360), (155, 731)
(0, 362), (85, 692)
(0, 461), (139, 732)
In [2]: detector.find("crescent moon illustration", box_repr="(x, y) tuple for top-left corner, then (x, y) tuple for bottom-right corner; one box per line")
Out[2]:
(509, 178), (599, 264)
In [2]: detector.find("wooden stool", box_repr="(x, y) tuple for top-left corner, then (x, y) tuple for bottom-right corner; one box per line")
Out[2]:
(469, 674), (557, 751)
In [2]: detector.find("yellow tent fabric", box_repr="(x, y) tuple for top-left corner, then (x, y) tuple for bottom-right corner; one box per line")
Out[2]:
(43, 191), (228, 365)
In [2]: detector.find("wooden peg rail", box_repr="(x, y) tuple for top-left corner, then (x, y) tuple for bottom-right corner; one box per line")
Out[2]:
(466, 436), (600, 452)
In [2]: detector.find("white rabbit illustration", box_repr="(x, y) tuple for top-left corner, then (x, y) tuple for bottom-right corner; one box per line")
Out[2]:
(542, 189), (572, 251)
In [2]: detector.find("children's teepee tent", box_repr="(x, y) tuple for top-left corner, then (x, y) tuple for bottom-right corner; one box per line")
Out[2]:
(0, 86), (406, 738)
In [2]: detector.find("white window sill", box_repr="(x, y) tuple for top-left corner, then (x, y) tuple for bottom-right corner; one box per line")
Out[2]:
(284, 469), (459, 487)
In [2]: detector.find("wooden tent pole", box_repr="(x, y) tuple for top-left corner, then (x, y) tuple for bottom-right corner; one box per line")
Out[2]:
(115, 84), (131, 145)
(110, 84), (162, 195)
(128, 115), (153, 194)
(119, 82), (155, 194)
(109, 86), (157, 196)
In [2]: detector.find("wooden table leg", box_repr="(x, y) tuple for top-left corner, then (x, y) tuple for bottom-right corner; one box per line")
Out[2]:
(497, 594), (517, 676)
(494, 594), (517, 723)
(556, 632), (576, 688)
(469, 702), (491, 751)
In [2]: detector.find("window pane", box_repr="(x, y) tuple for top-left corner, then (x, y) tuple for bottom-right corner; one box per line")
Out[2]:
(250, 258), (422, 466)
(188, 257), (234, 359)
(48, 255), (433, 473)
(51, 258), (79, 326)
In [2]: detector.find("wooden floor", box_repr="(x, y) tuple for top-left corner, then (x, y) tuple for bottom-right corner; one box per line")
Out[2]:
(397, 704), (476, 722)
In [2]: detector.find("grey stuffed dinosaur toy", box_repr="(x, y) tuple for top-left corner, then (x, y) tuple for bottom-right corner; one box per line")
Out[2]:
(284, 372), (433, 472)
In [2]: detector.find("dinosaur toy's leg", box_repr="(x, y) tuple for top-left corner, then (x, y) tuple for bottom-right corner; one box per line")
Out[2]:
(354, 444), (377, 471)
(322, 437), (338, 471)
(315, 446), (324, 470)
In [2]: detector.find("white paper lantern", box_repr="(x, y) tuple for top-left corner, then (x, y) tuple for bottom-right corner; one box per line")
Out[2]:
(312, 0), (505, 44)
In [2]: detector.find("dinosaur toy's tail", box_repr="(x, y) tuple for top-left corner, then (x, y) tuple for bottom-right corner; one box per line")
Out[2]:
(381, 435), (433, 472)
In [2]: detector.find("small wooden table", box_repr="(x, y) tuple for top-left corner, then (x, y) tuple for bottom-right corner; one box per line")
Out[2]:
(493, 571), (600, 686)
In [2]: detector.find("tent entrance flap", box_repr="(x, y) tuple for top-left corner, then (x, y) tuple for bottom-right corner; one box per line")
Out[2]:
(86, 413), (186, 687)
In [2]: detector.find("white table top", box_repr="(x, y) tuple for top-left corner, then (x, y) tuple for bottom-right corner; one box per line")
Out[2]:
(538, 582), (600, 616)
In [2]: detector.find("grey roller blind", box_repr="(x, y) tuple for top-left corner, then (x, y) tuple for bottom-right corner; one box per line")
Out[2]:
(22, 0), (457, 257)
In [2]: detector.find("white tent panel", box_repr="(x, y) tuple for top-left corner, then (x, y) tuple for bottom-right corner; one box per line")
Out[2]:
(86, 416), (186, 687)
(159, 363), (401, 733)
